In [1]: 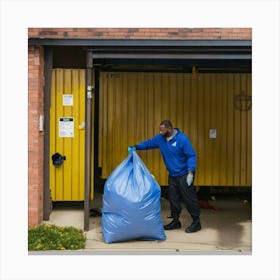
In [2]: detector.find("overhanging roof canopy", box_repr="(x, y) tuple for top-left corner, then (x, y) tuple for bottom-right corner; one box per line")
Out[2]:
(29, 38), (251, 72)
(86, 39), (251, 60)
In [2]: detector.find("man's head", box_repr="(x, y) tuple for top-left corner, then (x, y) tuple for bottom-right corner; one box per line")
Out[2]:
(159, 120), (174, 138)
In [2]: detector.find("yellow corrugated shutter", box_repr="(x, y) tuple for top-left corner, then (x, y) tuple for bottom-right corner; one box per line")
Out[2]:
(98, 72), (252, 187)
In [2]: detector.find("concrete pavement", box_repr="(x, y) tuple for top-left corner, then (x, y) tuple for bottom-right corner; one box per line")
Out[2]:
(45, 194), (251, 254)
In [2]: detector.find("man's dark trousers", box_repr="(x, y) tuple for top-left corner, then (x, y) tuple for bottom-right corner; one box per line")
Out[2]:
(168, 173), (200, 220)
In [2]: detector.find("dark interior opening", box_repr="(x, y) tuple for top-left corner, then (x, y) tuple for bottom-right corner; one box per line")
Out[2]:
(52, 46), (251, 73)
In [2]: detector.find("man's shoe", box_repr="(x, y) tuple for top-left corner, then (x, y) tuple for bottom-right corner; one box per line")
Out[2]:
(164, 219), (182, 230)
(185, 222), (201, 233)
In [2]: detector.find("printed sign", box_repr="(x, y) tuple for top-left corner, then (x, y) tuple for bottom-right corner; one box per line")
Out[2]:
(59, 117), (74, 137)
(209, 129), (217, 139)
(62, 94), (73, 106)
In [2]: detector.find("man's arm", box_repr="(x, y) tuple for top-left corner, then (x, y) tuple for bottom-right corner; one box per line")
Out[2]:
(134, 135), (160, 150)
(182, 137), (196, 172)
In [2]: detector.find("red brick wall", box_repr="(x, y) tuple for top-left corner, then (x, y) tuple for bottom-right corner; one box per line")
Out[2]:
(28, 45), (44, 228)
(28, 27), (252, 40)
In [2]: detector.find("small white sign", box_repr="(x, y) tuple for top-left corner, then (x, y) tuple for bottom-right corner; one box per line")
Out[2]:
(209, 129), (217, 139)
(62, 94), (73, 106)
(38, 115), (44, 131)
(59, 117), (74, 137)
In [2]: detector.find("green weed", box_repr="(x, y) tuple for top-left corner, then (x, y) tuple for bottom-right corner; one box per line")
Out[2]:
(28, 223), (86, 251)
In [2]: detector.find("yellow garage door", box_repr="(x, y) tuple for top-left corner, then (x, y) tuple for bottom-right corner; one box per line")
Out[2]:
(98, 72), (252, 187)
(50, 69), (94, 201)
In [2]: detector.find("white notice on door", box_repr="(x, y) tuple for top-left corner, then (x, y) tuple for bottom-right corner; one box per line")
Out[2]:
(62, 94), (73, 106)
(59, 117), (74, 137)
(209, 129), (217, 139)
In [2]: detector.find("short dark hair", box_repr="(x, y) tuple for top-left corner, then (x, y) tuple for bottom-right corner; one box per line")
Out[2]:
(160, 120), (173, 128)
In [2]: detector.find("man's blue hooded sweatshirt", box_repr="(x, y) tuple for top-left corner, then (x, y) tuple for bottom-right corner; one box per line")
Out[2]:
(135, 128), (196, 177)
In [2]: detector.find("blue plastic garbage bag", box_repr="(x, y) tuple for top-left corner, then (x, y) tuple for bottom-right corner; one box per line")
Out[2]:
(102, 151), (166, 243)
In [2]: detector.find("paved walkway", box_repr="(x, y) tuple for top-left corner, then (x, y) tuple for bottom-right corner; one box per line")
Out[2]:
(45, 195), (251, 254)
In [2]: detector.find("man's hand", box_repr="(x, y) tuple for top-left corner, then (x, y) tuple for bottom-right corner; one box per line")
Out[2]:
(128, 146), (136, 153)
(186, 172), (194, 186)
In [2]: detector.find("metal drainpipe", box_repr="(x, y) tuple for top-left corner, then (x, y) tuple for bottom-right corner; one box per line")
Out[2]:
(84, 51), (93, 231)
(43, 46), (53, 221)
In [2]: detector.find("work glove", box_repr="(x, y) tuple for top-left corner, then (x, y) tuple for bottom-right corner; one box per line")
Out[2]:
(128, 146), (136, 153)
(186, 172), (194, 187)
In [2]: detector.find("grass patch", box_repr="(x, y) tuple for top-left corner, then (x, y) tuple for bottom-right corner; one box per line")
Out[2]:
(28, 223), (86, 251)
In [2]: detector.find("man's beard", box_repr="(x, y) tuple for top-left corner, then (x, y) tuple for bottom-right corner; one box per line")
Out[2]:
(162, 131), (171, 138)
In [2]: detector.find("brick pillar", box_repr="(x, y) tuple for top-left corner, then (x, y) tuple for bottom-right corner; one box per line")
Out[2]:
(28, 45), (45, 228)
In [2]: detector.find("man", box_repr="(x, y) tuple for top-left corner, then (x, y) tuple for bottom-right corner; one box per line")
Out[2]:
(128, 120), (201, 233)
